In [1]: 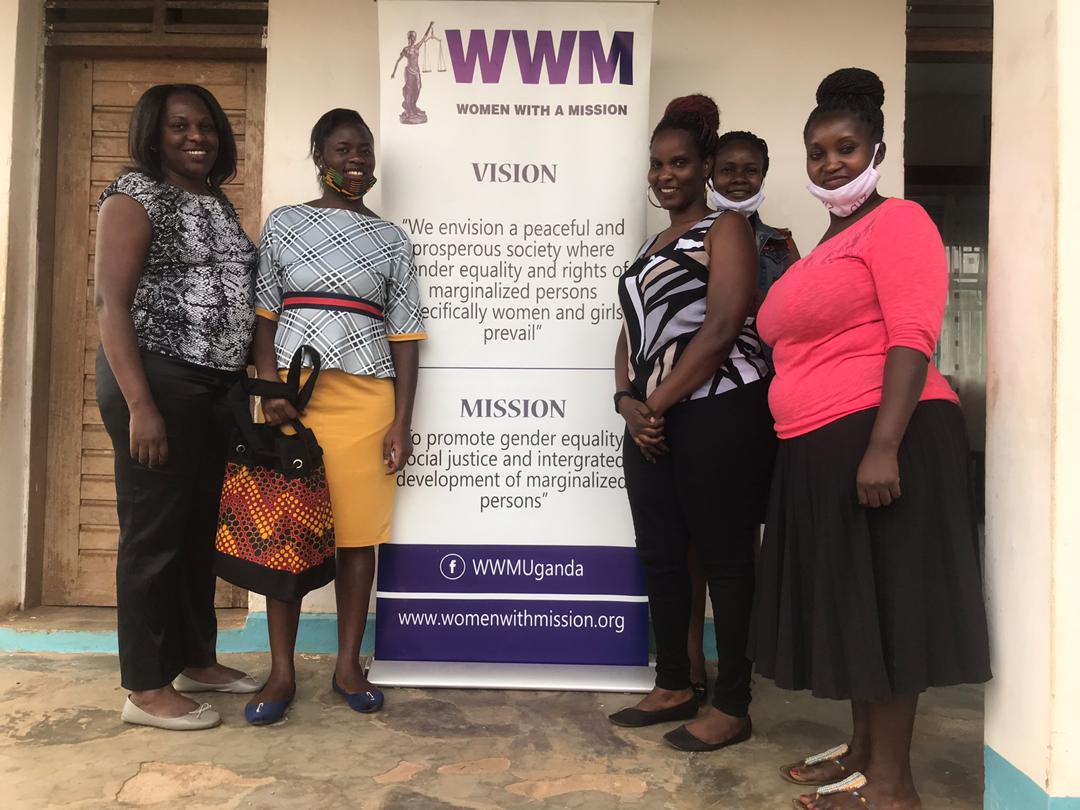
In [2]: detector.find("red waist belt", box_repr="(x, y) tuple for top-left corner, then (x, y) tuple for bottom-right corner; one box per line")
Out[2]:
(281, 291), (384, 320)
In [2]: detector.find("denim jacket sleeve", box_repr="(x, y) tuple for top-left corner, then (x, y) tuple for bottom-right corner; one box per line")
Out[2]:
(753, 215), (798, 294)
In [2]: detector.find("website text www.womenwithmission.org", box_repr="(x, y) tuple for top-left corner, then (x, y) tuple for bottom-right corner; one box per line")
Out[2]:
(396, 607), (626, 634)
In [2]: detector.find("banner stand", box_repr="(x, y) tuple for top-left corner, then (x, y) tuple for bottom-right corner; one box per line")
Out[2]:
(375, 0), (657, 691)
(368, 659), (654, 692)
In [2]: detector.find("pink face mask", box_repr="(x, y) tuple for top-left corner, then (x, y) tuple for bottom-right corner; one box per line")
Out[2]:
(806, 144), (881, 217)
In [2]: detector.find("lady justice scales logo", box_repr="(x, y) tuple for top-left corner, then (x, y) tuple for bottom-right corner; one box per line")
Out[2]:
(390, 21), (446, 125)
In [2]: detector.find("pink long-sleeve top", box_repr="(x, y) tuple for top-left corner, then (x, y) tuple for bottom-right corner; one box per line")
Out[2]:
(757, 198), (958, 440)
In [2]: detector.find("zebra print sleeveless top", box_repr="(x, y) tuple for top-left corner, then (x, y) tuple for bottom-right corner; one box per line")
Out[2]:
(619, 211), (769, 402)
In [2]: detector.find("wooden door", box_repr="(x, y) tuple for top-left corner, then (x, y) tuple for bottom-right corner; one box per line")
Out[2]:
(41, 57), (265, 607)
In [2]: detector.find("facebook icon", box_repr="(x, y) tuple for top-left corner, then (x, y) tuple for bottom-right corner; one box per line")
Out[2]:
(439, 553), (466, 581)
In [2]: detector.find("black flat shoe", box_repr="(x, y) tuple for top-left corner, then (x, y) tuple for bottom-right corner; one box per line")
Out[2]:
(663, 717), (752, 752)
(608, 696), (699, 728)
(691, 681), (707, 706)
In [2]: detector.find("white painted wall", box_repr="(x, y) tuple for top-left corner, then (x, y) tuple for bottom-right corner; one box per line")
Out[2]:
(985, 0), (1080, 799)
(0, 0), (43, 612)
(260, 0), (384, 217)
(984, 0), (1054, 789)
(259, 0), (909, 614)
(1050, 0), (1080, 796)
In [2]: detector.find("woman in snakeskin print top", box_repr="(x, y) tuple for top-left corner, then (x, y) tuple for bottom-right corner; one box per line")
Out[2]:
(94, 84), (261, 730)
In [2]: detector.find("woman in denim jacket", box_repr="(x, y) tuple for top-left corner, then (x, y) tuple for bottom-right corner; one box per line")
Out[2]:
(687, 129), (799, 701)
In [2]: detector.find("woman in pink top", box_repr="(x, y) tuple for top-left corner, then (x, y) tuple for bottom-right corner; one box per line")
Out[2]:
(750, 69), (990, 810)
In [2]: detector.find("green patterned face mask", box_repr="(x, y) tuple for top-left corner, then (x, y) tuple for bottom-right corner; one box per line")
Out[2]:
(323, 168), (377, 200)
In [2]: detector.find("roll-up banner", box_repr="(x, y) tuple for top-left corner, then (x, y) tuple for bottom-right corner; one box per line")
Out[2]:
(371, 0), (655, 691)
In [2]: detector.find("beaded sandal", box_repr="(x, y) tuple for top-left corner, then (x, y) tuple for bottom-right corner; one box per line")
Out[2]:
(780, 743), (850, 786)
(792, 772), (874, 809)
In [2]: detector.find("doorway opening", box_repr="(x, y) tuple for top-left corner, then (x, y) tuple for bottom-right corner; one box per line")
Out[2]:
(905, 0), (993, 514)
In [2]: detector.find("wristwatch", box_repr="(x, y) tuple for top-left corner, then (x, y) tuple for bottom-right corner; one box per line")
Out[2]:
(613, 389), (638, 413)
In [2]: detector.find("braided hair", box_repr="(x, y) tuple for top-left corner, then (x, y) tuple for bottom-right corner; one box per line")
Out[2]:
(651, 94), (720, 162)
(716, 130), (770, 176)
(803, 68), (885, 142)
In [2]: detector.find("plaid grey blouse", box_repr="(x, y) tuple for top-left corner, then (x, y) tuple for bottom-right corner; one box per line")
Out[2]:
(255, 204), (426, 378)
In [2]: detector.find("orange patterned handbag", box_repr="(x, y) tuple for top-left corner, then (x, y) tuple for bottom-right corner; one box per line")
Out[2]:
(214, 346), (335, 601)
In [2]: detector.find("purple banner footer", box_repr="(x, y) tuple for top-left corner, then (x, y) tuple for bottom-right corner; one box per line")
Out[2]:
(375, 544), (649, 667)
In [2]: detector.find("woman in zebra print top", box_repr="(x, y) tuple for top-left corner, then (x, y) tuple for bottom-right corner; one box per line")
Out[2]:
(607, 95), (776, 754)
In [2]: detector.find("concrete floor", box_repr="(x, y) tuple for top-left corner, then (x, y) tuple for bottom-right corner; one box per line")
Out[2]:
(0, 653), (984, 809)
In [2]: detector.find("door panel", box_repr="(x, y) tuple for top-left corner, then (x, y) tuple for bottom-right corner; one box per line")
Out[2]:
(42, 57), (264, 607)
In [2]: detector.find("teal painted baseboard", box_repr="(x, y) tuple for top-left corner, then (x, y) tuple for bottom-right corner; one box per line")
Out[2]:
(0, 612), (375, 656)
(217, 612), (375, 655)
(0, 627), (120, 654)
(984, 747), (1080, 809)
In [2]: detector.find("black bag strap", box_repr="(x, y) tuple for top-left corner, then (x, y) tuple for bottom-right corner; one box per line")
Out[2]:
(287, 345), (322, 411)
(245, 345), (322, 408)
(230, 345), (323, 454)
(227, 378), (269, 452)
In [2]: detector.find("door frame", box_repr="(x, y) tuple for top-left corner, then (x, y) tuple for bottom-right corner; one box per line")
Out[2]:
(28, 45), (266, 608)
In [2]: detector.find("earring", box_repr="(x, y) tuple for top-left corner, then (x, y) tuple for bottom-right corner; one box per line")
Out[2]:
(646, 185), (663, 209)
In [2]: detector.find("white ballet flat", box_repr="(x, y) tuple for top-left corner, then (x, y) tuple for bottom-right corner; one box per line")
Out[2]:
(172, 672), (264, 694)
(121, 698), (221, 730)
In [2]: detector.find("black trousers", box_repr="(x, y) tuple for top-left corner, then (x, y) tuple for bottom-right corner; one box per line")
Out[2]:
(623, 381), (776, 717)
(96, 348), (242, 691)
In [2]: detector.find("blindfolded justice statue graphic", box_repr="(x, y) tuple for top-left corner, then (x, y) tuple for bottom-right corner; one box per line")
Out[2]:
(391, 21), (445, 125)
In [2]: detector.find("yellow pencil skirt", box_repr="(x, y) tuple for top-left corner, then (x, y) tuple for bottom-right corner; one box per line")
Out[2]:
(278, 368), (397, 548)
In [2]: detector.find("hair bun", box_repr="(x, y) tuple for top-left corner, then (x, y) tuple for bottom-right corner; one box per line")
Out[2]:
(662, 93), (720, 134)
(815, 68), (884, 110)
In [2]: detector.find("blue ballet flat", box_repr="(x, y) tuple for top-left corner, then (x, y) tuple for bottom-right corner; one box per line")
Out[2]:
(332, 674), (384, 713)
(244, 690), (294, 726)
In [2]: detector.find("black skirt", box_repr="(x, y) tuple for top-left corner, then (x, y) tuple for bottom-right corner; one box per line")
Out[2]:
(750, 400), (991, 701)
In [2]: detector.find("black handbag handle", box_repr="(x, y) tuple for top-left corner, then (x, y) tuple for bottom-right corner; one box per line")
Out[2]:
(246, 345), (322, 409)
(229, 345), (323, 454)
(287, 345), (322, 411)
